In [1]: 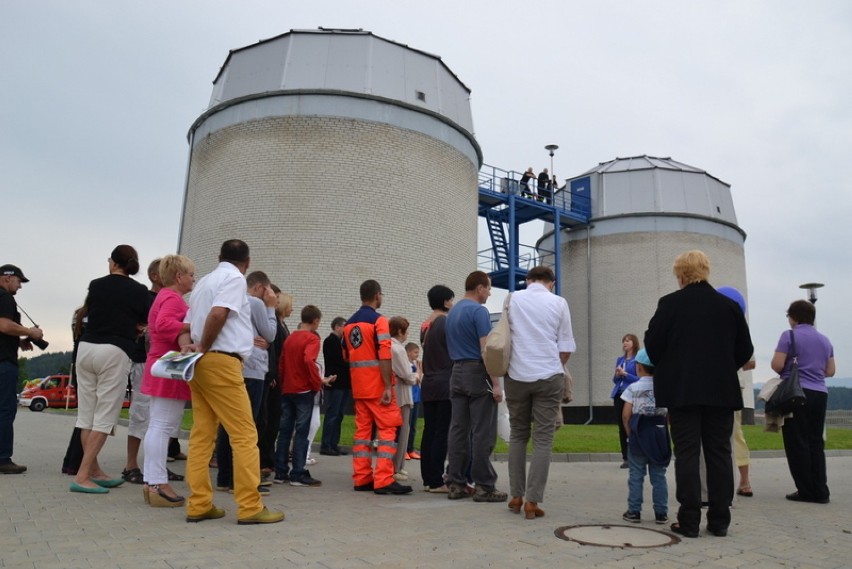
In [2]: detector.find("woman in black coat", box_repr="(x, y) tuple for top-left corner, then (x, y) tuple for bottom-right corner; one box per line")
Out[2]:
(644, 250), (753, 538)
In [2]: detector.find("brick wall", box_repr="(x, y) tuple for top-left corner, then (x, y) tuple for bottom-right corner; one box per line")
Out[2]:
(180, 115), (478, 360)
(562, 230), (749, 410)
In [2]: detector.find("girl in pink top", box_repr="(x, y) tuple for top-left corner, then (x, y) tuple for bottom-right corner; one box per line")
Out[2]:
(140, 255), (195, 507)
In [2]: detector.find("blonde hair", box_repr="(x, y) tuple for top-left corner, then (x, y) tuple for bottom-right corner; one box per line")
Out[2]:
(277, 293), (294, 318)
(672, 250), (710, 285)
(159, 255), (195, 286)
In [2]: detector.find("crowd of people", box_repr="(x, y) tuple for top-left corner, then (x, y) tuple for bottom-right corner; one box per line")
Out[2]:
(0, 247), (836, 536)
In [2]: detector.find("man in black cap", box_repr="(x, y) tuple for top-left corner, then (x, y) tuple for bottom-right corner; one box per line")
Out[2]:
(0, 264), (44, 474)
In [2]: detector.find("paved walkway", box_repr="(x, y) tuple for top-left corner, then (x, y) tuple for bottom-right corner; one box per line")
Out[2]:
(1, 410), (850, 569)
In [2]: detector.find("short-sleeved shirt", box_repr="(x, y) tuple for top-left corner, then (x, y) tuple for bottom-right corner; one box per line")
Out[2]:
(445, 298), (491, 361)
(185, 261), (253, 360)
(0, 290), (21, 364)
(80, 274), (151, 359)
(775, 324), (834, 393)
(621, 376), (667, 417)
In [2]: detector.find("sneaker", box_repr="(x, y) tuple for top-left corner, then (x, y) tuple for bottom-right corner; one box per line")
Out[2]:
(472, 485), (508, 503)
(258, 485), (270, 494)
(374, 481), (413, 495)
(447, 483), (471, 500)
(289, 471), (322, 487)
(655, 512), (668, 525)
(305, 457), (317, 466)
(393, 472), (409, 482)
(319, 448), (340, 456)
(273, 473), (289, 484)
(622, 510), (641, 523)
(0, 462), (27, 475)
(335, 448), (349, 456)
(237, 507), (285, 525)
(215, 485), (232, 492)
(408, 450), (421, 460)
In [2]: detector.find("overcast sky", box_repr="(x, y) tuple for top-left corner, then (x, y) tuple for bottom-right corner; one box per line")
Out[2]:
(2, 0), (849, 380)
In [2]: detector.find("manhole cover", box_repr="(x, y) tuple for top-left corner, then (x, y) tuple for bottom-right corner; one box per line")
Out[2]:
(555, 524), (681, 548)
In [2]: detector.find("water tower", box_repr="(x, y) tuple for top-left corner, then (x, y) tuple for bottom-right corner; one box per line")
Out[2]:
(179, 29), (482, 325)
(540, 155), (753, 423)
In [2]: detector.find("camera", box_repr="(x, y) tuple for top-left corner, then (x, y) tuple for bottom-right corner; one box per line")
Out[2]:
(28, 337), (49, 350)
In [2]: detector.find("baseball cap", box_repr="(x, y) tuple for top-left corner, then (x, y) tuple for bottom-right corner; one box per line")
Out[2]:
(0, 264), (29, 283)
(635, 348), (653, 367)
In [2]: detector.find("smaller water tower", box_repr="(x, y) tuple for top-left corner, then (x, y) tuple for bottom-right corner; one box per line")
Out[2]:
(540, 155), (753, 423)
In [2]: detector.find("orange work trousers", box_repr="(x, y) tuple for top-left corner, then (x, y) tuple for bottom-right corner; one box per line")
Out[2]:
(352, 397), (402, 489)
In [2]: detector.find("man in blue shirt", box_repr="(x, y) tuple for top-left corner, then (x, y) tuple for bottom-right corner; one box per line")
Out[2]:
(444, 271), (506, 503)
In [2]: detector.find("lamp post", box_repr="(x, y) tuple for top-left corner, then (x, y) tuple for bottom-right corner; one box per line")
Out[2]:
(799, 282), (824, 303)
(545, 144), (558, 174)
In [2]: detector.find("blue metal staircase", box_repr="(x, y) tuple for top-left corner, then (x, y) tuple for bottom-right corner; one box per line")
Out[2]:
(478, 164), (591, 293)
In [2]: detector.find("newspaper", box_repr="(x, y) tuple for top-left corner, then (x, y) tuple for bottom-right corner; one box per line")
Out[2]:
(150, 351), (203, 382)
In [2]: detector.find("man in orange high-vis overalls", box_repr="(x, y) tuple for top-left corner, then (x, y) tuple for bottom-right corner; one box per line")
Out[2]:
(343, 280), (412, 495)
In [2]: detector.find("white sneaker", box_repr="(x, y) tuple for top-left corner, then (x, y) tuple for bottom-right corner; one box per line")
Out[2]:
(306, 457), (317, 466)
(393, 472), (409, 482)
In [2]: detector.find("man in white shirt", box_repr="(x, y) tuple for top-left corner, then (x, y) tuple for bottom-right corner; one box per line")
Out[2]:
(180, 240), (283, 525)
(504, 266), (575, 519)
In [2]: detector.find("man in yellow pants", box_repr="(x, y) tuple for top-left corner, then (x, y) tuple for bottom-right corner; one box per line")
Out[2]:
(180, 240), (284, 524)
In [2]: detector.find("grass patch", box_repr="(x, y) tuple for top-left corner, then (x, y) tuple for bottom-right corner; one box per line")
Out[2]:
(58, 408), (852, 452)
(328, 416), (852, 453)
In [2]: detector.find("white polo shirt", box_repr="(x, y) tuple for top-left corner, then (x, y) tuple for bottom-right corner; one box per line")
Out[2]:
(507, 282), (576, 382)
(185, 261), (253, 360)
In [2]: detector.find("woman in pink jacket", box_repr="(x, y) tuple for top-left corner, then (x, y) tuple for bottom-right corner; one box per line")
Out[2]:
(140, 255), (195, 507)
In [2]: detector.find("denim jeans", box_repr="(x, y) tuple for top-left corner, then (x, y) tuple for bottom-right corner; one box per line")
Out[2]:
(0, 361), (19, 463)
(216, 377), (265, 487)
(320, 388), (350, 451)
(627, 446), (668, 515)
(275, 391), (315, 480)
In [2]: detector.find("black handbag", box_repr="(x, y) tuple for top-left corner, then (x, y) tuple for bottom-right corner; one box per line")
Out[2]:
(765, 330), (807, 415)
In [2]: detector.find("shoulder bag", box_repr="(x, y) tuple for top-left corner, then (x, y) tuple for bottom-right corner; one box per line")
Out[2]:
(765, 330), (807, 416)
(483, 293), (511, 377)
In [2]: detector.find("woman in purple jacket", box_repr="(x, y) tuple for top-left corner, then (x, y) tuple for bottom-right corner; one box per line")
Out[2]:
(771, 299), (835, 504)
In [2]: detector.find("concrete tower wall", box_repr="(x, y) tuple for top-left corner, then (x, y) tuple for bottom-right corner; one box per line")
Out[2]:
(543, 156), (752, 423)
(561, 229), (749, 423)
(180, 30), (481, 336)
(180, 114), (478, 332)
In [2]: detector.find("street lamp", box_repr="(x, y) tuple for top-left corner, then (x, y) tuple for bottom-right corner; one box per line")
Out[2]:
(545, 144), (559, 174)
(799, 282), (824, 303)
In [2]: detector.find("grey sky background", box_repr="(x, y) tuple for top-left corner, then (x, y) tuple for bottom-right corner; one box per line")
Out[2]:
(2, 1), (849, 382)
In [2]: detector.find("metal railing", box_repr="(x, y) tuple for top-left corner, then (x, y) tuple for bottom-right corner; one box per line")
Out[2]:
(478, 164), (590, 218)
(476, 244), (555, 273)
